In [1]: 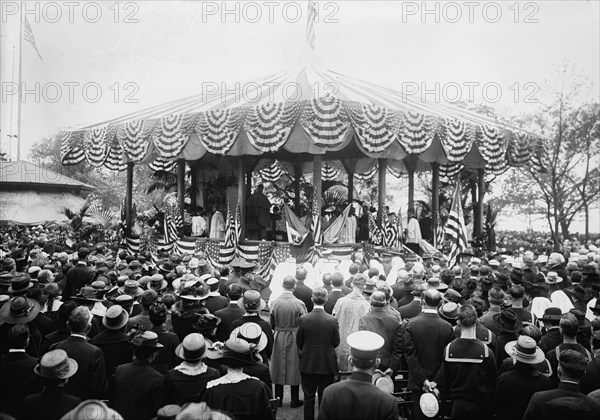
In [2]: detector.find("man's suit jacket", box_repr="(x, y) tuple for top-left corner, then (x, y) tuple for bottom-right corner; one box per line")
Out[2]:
(64, 263), (94, 298)
(404, 311), (454, 391)
(297, 307), (340, 375)
(493, 362), (551, 420)
(214, 302), (246, 342)
(318, 371), (399, 420)
(293, 281), (314, 313)
(358, 307), (401, 369)
(324, 290), (345, 314)
(0, 351), (42, 416)
(21, 388), (81, 420)
(113, 360), (166, 420)
(539, 327), (562, 354)
(398, 298), (422, 320)
(51, 335), (108, 400)
(204, 294), (229, 314)
(522, 381), (600, 420)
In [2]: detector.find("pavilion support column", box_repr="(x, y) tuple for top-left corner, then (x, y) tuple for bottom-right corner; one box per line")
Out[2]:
(190, 163), (198, 208)
(237, 158), (246, 240)
(246, 170), (252, 196)
(294, 163), (302, 211)
(431, 162), (440, 248)
(377, 158), (387, 225)
(177, 159), (186, 221)
(476, 168), (485, 239)
(347, 169), (354, 203)
(408, 170), (415, 213)
(125, 162), (134, 234)
(313, 155), (322, 213)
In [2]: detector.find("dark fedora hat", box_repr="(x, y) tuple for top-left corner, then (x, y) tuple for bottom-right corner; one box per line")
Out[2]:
(540, 307), (563, 322)
(493, 309), (523, 333)
(8, 275), (34, 294)
(192, 313), (221, 334)
(570, 285), (586, 301)
(0, 296), (40, 324)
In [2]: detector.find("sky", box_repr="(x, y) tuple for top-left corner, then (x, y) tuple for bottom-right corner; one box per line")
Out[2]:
(1, 0), (599, 232)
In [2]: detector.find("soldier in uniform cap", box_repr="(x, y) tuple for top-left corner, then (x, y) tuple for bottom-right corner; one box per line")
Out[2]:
(318, 331), (398, 420)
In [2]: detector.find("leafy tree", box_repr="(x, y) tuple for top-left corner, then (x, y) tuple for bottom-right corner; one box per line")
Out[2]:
(498, 61), (600, 247)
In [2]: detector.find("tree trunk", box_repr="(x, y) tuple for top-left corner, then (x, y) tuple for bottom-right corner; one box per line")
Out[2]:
(560, 219), (570, 241)
(584, 202), (590, 241)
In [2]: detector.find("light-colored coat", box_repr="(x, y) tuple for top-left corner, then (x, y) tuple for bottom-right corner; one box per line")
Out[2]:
(332, 290), (370, 371)
(270, 291), (307, 385)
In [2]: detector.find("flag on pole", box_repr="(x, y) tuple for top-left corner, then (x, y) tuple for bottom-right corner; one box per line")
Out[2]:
(283, 204), (309, 245)
(368, 212), (383, 245)
(444, 183), (468, 268)
(305, 0), (317, 50)
(322, 204), (351, 245)
(234, 203), (242, 246)
(221, 203), (236, 263)
(24, 18), (43, 62)
(310, 197), (321, 246)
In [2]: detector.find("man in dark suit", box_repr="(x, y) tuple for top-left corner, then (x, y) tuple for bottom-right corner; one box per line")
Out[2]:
(324, 273), (346, 314)
(318, 331), (398, 420)
(405, 288), (454, 420)
(21, 349), (81, 420)
(494, 336), (551, 420)
(113, 331), (167, 420)
(63, 248), (94, 299)
(523, 349), (600, 420)
(293, 267), (314, 313)
(50, 306), (108, 400)
(0, 324), (42, 417)
(214, 283), (245, 342)
(399, 283), (427, 320)
(297, 288), (340, 420)
(203, 276), (229, 314)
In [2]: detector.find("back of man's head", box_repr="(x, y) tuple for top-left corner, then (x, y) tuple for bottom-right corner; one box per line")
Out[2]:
(349, 263), (359, 275)
(8, 324), (29, 349)
(140, 289), (158, 310)
(227, 283), (243, 301)
(423, 289), (442, 308)
(458, 304), (478, 328)
(312, 287), (328, 306)
(67, 306), (91, 334)
(283, 276), (296, 290)
(509, 285), (524, 300)
(368, 267), (379, 278)
(351, 274), (367, 289)
(558, 349), (588, 380)
(322, 273), (332, 286)
(331, 272), (344, 288)
(296, 268), (307, 281)
(77, 247), (89, 261)
(560, 313), (579, 339)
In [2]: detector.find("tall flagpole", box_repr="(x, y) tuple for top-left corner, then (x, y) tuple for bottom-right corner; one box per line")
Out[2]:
(17, 11), (23, 161)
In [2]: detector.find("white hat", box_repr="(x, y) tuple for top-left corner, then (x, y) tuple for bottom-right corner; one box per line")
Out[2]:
(347, 331), (384, 360)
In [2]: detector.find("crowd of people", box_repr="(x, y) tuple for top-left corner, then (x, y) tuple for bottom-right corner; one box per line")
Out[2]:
(1, 224), (600, 419)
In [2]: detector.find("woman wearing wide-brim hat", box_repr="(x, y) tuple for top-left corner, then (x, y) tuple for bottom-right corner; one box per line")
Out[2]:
(201, 338), (274, 420)
(165, 333), (220, 405)
(171, 281), (210, 342)
(0, 295), (41, 324)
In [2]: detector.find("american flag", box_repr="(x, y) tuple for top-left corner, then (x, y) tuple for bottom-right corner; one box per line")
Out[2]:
(24, 18), (43, 62)
(306, 0), (317, 50)
(163, 201), (183, 244)
(234, 203), (242, 246)
(222, 204), (236, 263)
(368, 212), (383, 245)
(383, 213), (401, 249)
(310, 197), (322, 263)
(444, 182), (468, 268)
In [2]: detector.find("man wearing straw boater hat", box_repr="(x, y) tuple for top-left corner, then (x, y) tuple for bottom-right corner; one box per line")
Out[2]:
(318, 331), (398, 420)
(50, 306), (108, 400)
(21, 349), (81, 420)
(112, 331), (166, 420)
(494, 336), (551, 420)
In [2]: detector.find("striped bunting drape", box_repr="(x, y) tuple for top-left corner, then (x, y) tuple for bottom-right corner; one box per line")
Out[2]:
(152, 113), (196, 159)
(221, 205), (236, 264)
(244, 101), (301, 152)
(345, 101), (401, 152)
(259, 160), (285, 183)
(83, 126), (114, 167)
(399, 111), (437, 154)
(195, 107), (246, 155)
(117, 119), (155, 162)
(61, 130), (85, 165)
(477, 125), (507, 174)
(321, 163), (340, 181)
(506, 132), (532, 167)
(149, 156), (177, 173)
(439, 162), (464, 180)
(301, 97), (351, 147)
(440, 118), (475, 162)
(104, 135), (127, 171)
(355, 165), (378, 181)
